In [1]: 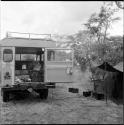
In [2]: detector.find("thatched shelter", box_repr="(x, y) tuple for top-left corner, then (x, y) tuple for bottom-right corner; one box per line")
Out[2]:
(92, 62), (123, 100)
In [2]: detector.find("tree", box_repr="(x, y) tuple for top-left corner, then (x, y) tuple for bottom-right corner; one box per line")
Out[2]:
(67, 30), (94, 71)
(115, 1), (124, 9)
(105, 35), (123, 65)
(84, 2), (120, 63)
(91, 35), (123, 66)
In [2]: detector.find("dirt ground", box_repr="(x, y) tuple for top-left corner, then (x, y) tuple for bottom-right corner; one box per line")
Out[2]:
(0, 66), (123, 124)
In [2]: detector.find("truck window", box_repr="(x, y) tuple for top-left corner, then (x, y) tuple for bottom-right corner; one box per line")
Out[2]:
(47, 49), (72, 61)
(3, 49), (13, 62)
(15, 54), (21, 60)
(15, 54), (39, 61)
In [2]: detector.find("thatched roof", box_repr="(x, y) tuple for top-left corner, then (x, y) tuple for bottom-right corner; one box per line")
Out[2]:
(97, 62), (119, 72)
(92, 61), (123, 73)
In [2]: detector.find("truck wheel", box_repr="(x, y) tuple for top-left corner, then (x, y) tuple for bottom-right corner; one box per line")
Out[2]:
(3, 91), (9, 102)
(39, 89), (48, 99)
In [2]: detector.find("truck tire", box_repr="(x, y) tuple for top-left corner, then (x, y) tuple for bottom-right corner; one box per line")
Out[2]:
(39, 89), (48, 99)
(3, 91), (9, 102)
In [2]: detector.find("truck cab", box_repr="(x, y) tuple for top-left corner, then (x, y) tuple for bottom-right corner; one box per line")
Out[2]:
(0, 32), (74, 102)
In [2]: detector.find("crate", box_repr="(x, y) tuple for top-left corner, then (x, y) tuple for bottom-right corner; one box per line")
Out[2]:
(83, 91), (91, 97)
(68, 88), (79, 93)
(93, 92), (104, 100)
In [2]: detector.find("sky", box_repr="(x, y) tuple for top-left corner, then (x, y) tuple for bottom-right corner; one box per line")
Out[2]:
(0, 1), (123, 39)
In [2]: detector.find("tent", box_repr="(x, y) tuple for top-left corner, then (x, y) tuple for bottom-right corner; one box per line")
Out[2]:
(92, 62), (123, 100)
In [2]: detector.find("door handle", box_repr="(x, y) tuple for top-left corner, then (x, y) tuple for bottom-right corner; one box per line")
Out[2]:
(66, 67), (73, 75)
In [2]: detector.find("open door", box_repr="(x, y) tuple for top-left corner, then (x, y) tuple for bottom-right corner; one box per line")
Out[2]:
(1, 47), (15, 86)
(45, 48), (73, 83)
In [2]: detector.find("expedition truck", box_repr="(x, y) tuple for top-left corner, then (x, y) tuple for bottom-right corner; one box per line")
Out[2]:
(0, 32), (73, 102)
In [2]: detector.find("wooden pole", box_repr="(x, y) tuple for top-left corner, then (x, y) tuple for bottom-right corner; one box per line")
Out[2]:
(105, 62), (107, 104)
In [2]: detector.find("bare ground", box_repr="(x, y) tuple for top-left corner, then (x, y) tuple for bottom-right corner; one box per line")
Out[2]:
(0, 66), (123, 124)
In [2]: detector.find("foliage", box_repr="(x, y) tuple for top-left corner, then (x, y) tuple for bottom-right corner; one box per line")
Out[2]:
(83, 2), (121, 67)
(66, 30), (93, 71)
(115, 1), (124, 9)
(105, 36), (123, 65)
(55, 33), (123, 71)
(90, 35), (123, 66)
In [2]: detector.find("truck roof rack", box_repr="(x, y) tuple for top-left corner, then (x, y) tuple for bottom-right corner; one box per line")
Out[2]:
(6, 32), (52, 40)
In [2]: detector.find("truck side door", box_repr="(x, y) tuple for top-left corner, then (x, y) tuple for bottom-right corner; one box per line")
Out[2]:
(45, 48), (73, 83)
(1, 47), (15, 86)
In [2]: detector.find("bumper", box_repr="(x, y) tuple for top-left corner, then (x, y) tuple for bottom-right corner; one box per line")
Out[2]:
(1, 82), (55, 92)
